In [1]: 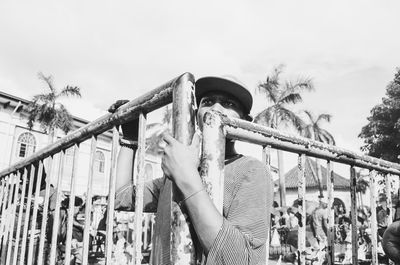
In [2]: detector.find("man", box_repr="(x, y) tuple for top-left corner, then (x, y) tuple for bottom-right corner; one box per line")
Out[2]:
(377, 197), (390, 238)
(111, 76), (273, 264)
(311, 197), (328, 250)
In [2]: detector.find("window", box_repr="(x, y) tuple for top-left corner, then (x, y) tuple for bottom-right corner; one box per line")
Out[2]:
(95, 150), (105, 173)
(16, 132), (36, 158)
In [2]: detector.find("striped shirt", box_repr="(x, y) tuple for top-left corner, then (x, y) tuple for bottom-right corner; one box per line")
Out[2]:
(115, 155), (273, 265)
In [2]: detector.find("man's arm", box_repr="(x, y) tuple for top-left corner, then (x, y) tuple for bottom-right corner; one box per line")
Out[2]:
(109, 100), (162, 212)
(115, 146), (136, 193)
(114, 143), (164, 213)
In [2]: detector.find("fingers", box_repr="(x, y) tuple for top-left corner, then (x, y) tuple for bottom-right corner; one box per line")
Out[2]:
(107, 99), (129, 113)
(162, 132), (176, 145)
(162, 131), (201, 147)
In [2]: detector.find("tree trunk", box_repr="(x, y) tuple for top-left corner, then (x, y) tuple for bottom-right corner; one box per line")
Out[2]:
(278, 149), (286, 207)
(48, 128), (55, 144)
(315, 158), (324, 198)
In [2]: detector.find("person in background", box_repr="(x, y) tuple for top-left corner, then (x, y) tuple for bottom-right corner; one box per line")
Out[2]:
(311, 197), (328, 250)
(377, 196), (390, 238)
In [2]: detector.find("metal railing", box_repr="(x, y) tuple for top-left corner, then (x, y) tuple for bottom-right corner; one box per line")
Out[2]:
(0, 72), (399, 265)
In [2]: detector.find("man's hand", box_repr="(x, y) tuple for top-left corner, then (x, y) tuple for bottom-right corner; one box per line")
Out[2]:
(108, 99), (139, 140)
(161, 132), (203, 195)
(382, 220), (400, 264)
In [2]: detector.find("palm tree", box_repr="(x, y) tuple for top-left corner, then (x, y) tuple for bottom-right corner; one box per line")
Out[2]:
(254, 65), (314, 206)
(27, 72), (81, 143)
(301, 110), (335, 198)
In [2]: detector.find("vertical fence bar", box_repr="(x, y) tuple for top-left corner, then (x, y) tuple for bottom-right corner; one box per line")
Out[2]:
(65, 144), (80, 265)
(350, 166), (358, 265)
(297, 154), (306, 265)
(6, 170), (21, 265)
(326, 161), (335, 265)
(105, 127), (120, 264)
(132, 113), (147, 265)
(1, 173), (16, 262)
(385, 174), (393, 225)
(82, 135), (97, 265)
(11, 167), (28, 265)
(370, 171), (378, 265)
(0, 179), (5, 236)
(18, 165), (34, 265)
(49, 150), (66, 265)
(0, 175), (11, 244)
(0, 179), (6, 217)
(37, 156), (55, 265)
(26, 161), (44, 265)
(262, 145), (271, 265)
(169, 73), (196, 264)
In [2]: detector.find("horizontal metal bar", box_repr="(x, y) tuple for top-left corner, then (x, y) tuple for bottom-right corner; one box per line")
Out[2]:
(0, 73), (194, 177)
(220, 113), (400, 175)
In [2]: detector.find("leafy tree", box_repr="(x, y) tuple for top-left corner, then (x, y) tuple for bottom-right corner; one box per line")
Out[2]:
(359, 68), (400, 162)
(301, 110), (335, 198)
(27, 72), (81, 142)
(254, 65), (314, 206)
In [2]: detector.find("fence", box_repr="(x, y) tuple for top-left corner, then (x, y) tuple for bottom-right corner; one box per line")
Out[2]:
(0, 72), (399, 265)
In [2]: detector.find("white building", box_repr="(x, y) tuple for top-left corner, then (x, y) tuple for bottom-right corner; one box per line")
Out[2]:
(276, 157), (351, 211)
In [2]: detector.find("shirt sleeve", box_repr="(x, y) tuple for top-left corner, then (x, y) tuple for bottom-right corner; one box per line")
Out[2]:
(206, 158), (273, 265)
(114, 177), (164, 213)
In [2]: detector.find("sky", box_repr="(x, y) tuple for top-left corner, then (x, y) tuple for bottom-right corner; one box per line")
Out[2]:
(1, 1), (399, 175)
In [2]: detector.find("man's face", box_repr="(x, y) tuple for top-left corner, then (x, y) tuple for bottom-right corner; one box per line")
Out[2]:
(197, 91), (245, 130)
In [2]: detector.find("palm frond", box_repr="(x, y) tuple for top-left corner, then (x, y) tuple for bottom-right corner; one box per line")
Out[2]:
(38, 72), (56, 94)
(287, 77), (315, 92)
(318, 129), (335, 145)
(257, 65), (285, 103)
(54, 104), (73, 133)
(36, 103), (56, 129)
(27, 104), (40, 130)
(316, 113), (332, 124)
(277, 107), (305, 133)
(58, 86), (82, 98)
(302, 110), (316, 123)
(257, 81), (278, 103)
(301, 125), (313, 139)
(253, 107), (275, 127)
(279, 92), (303, 105)
(32, 93), (55, 104)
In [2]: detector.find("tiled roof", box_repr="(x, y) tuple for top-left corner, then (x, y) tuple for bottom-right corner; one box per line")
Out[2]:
(278, 157), (350, 190)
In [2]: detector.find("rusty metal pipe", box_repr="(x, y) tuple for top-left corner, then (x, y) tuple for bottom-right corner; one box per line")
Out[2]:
(222, 116), (400, 175)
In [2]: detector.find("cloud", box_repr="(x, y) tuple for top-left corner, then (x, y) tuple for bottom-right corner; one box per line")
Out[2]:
(0, 0), (399, 155)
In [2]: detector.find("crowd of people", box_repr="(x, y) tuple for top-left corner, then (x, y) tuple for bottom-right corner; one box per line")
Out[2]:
(269, 195), (394, 264)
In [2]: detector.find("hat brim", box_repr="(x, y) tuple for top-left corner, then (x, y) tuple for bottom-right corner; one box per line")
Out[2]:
(195, 76), (252, 114)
